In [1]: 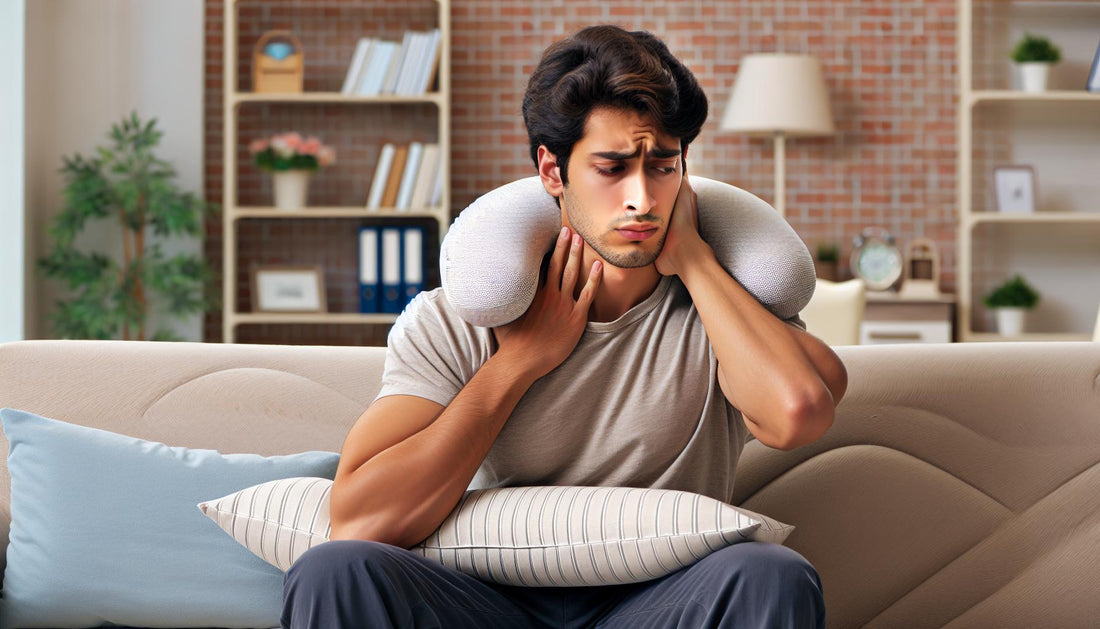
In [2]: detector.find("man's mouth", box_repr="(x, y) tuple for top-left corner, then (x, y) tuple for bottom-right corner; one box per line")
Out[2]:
(615, 225), (658, 241)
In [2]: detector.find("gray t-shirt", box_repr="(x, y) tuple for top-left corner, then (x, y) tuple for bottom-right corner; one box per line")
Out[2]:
(375, 274), (806, 504)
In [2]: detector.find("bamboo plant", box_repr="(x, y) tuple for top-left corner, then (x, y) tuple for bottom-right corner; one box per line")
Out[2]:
(38, 112), (219, 341)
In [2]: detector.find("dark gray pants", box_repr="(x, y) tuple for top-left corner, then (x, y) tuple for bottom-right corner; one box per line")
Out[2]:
(282, 539), (825, 628)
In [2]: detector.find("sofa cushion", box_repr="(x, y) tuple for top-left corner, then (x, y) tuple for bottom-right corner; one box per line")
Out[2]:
(198, 477), (793, 587)
(0, 408), (340, 629)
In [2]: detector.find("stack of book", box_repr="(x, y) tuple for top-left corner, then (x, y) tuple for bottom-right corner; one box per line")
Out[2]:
(340, 29), (443, 96)
(358, 225), (425, 314)
(366, 142), (443, 211)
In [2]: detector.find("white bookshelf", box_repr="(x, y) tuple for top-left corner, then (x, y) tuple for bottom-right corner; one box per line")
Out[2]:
(221, 0), (451, 342)
(956, 0), (1100, 341)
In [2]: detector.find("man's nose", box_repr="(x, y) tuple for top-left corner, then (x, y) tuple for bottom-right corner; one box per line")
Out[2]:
(622, 167), (654, 214)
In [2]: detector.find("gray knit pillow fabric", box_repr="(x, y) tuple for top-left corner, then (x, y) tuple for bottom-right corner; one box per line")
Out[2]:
(198, 479), (794, 587)
(440, 175), (816, 327)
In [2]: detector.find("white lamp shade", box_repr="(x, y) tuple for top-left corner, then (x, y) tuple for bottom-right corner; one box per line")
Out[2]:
(720, 54), (835, 137)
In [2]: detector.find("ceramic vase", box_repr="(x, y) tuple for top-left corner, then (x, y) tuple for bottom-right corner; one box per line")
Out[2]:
(1018, 62), (1050, 93)
(995, 307), (1027, 337)
(272, 170), (311, 210)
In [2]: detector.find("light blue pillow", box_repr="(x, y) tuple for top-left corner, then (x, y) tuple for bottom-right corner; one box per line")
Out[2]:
(0, 408), (340, 629)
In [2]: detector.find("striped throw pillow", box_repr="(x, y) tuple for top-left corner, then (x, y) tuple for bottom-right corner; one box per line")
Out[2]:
(198, 478), (794, 587)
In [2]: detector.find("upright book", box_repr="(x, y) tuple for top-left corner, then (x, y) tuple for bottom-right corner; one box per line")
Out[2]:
(357, 227), (380, 313)
(380, 227), (404, 313)
(396, 142), (424, 210)
(341, 38), (375, 94)
(380, 145), (409, 209)
(401, 225), (425, 307)
(366, 143), (396, 210)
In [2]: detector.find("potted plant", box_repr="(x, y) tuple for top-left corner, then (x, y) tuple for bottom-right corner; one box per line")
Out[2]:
(1011, 33), (1061, 93)
(982, 273), (1040, 337)
(249, 132), (336, 210)
(815, 242), (840, 281)
(38, 112), (219, 340)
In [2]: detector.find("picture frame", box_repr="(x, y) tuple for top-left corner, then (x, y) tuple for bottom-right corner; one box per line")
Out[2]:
(1088, 39), (1100, 93)
(250, 265), (326, 313)
(993, 165), (1037, 214)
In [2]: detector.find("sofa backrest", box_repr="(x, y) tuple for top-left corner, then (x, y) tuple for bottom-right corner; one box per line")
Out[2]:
(731, 341), (1100, 628)
(0, 340), (387, 589)
(2, 339), (1099, 628)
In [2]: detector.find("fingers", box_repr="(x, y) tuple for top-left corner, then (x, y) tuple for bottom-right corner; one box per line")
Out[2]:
(546, 226), (570, 291)
(561, 232), (582, 296)
(576, 259), (602, 310)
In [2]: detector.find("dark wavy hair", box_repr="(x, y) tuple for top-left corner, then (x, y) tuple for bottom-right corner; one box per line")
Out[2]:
(521, 25), (709, 191)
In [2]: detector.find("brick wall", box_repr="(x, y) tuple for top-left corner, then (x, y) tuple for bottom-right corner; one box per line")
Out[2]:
(204, 0), (959, 344)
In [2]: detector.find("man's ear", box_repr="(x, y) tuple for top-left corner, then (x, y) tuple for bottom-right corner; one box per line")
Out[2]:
(537, 145), (564, 199)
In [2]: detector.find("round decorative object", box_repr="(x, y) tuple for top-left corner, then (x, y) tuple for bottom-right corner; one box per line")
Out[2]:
(850, 227), (903, 291)
(263, 42), (293, 61)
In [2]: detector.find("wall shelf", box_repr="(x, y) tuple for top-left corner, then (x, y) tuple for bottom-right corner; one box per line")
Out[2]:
(231, 92), (445, 106)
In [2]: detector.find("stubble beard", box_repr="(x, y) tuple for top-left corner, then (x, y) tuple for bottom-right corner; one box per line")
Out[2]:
(562, 189), (667, 269)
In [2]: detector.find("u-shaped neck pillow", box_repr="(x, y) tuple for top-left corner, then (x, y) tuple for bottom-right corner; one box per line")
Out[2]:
(440, 175), (815, 328)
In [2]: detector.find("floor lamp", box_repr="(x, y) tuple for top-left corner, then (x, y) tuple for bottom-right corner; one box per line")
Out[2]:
(720, 54), (835, 217)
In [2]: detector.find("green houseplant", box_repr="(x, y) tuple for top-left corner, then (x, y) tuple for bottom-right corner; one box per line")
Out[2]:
(38, 112), (219, 341)
(815, 242), (840, 281)
(1011, 33), (1061, 92)
(982, 274), (1040, 337)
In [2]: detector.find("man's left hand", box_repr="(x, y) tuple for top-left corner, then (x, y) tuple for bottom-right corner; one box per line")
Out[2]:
(654, 170), (707, 277)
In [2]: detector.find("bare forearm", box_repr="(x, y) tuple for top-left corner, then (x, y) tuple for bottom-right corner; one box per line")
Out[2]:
(678, 246), (830, 437)
(334, 355), (537, 548)
(784, 321), (847, 407)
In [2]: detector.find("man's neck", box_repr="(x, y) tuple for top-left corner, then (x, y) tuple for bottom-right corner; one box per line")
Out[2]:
(574, 247), (663, 323)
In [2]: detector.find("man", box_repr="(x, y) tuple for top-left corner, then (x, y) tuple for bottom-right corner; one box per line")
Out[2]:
(283, 24), (846, 628)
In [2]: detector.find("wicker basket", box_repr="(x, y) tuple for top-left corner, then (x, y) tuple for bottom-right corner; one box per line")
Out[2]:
(252, 30), (303, 93)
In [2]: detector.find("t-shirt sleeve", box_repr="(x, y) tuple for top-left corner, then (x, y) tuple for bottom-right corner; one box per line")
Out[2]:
(373, 291), (485, 408)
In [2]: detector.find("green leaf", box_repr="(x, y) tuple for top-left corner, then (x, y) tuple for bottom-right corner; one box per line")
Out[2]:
(37, 248), (113, 290)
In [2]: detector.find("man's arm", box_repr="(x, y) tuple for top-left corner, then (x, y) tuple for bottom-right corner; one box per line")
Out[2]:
(330, 357), (540, 548)
(678, 252), (842, 450)
(656, 175), (845, 451)
(330, 225), (602, 548)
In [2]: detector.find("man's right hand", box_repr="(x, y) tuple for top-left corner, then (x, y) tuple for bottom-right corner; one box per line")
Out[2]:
(491, 226), (602, 381)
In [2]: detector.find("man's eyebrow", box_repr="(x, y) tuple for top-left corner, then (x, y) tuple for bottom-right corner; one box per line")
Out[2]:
(589, 146), (682, 161)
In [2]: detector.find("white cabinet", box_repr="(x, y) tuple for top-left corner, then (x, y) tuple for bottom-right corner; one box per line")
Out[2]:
(859, 292), (956, 345)
(860, 321), (953, 345)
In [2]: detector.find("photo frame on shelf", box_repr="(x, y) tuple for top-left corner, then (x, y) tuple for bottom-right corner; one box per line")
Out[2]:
(993, 166), (1037, 214)
(250, 265), (326, 313)
(1088, 39), (1100, 93)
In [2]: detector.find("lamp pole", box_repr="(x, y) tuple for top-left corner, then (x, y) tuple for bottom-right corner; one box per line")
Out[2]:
(773, 131), (786, 217)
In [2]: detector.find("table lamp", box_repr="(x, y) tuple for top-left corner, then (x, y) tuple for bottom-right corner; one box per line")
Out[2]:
(720, 53), (835, 216)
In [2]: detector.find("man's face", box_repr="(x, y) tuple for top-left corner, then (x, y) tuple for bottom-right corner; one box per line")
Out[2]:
(559, 107), (683, 269)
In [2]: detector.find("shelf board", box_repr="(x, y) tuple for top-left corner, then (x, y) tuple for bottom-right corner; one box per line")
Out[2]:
(232, 312), (400, 326)
(968, 212), (1100, 226)
(231, 92), (443, 106)
(231, 206), (446, 220)
(967, 331), (1093, 342)
(969, 90), (1100, 105)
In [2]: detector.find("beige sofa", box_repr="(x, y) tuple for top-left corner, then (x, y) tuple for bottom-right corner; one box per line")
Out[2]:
(1, 339), (1098, 628)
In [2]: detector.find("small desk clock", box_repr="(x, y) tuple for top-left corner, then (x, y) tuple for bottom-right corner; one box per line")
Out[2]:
(850, 226), (903, 291)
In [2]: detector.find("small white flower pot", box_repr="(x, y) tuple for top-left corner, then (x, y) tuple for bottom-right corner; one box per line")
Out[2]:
(272, 170), (311, 210)
(994, 307), (1028, 337)
(1017, 62), (1051, 93)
